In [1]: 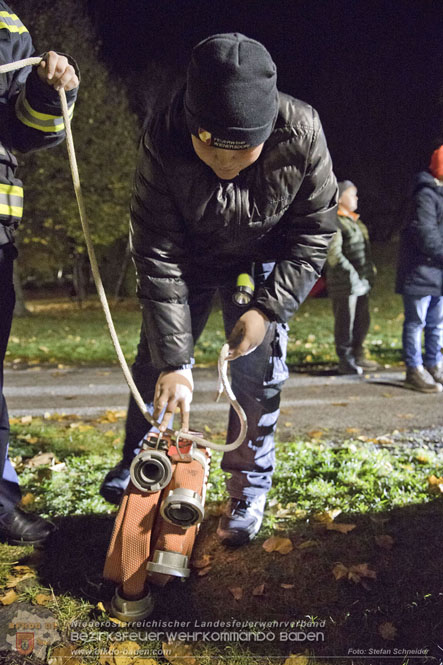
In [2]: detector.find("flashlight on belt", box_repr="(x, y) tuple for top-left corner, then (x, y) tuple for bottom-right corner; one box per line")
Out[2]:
(232, 269), (255, 306)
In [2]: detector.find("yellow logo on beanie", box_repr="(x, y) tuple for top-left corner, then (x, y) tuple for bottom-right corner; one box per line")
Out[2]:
(198, 128), (212, 145)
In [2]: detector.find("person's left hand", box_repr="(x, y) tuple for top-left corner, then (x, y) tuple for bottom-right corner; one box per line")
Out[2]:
(37, 51), (79, 91)
(227, 308), (270, 360)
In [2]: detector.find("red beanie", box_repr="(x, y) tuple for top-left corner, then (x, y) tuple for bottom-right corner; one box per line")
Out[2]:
(429, 145), (443, 179)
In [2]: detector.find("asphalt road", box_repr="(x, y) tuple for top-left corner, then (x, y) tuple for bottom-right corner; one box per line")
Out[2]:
(4, 364), (443, 438)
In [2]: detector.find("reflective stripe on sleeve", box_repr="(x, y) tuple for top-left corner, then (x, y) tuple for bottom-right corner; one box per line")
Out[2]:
(15, 89), (75, 133)
(0, 184), (23, 220)
(0, 10), (28, 34)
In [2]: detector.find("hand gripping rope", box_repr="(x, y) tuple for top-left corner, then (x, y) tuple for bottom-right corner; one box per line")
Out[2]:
(0, 56), (247, 452)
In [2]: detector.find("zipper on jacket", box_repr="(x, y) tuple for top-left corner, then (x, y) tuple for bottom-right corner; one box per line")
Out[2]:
(233, 181), (242, 242)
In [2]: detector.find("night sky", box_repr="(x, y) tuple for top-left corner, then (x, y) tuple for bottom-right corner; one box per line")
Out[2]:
(87, 0), (442, 238)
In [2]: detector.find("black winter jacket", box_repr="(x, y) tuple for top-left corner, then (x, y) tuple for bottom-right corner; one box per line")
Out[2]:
(396, 171), (443, 296)
(130, 89), (338, 369)
(0, 1), (78, 245)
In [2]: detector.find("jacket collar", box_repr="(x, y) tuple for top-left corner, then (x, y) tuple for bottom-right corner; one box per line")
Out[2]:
(338, 206), (359, 221)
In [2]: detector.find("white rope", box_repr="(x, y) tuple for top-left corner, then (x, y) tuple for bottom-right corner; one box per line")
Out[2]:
(1, 56), (247, 452)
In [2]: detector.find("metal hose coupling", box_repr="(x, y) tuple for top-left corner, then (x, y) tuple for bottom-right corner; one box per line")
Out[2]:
(160, 448), (209, 528)
(130, 434), (173, 492)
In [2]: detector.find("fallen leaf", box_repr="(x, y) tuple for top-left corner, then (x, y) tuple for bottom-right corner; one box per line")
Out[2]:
(34, 593), (53, 606)
(313, 508), (342, 523)
(21, 415), (32, 424)
(346, 427), (360, 434)
(297, 540), (318, 549)
(428, 475), (443, 494)
(376, 437), (394, 445)
(281, 583), (295, 589)
(375, 534), (395, 550)
(326, 522), (356, 534)
(262, 536), (293, 554)
(51, 462), (66, 472)
(23, 452), (57, 468)
(228, 586), (243, 600)
(332, 562), (349, 580)
(252, 583), (265, 596)
(191, 554), (212, 569)
(6, 566), (36, 587)
(332, 402), (348, 407)
(20, 492), (35, 507)
(378, 621), (398, 640)
(162, 640), (198, 665)
(349, 563), (377, 583)
(332, 562), (376, 584)
(96, 601), (127, 626)
(0, 589), (18, 605)
(110, 640), (141, 665)
(307, 429), (324, 439)
(197, 566), (212, 577)
(48, 644), (82, 665)
(283, 654), (309, 665)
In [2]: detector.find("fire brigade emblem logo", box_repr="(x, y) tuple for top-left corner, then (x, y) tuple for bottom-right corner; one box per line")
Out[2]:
(198, 128), (212, 145)
(16, 632), (34, 655)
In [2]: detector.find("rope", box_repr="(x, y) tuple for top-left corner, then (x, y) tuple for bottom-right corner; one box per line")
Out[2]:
(1, 56), (247, 453)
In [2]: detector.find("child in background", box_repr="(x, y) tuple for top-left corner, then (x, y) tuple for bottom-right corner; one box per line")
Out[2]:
(326, 181), (378, 374)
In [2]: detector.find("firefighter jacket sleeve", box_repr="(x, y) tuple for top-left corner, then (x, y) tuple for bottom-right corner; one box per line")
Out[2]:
(253, 109), (338, 323)
(0, 5), (78, 237)
(130, 132), (193, 370)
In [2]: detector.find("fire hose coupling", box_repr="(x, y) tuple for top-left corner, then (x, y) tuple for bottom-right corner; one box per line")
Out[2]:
(161, 487), (205, 527)
(130, 447), (173, 493)
(147, 550), (190, 578)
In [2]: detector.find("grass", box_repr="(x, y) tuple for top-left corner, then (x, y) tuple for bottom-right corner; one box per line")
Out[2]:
(0, 416), (441, 664)
(7, 241), (404, 369)
(1, 241), (438, 663)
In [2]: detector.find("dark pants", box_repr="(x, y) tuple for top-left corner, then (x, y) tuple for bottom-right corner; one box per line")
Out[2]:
(332, 293), (370, 361)
(122, 265), (289, 499)
(0, 244), (22, 515)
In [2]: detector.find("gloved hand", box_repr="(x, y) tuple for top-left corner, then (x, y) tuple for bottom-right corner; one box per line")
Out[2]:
(227, 308), (270, 361)
(153, 369), (193, 432)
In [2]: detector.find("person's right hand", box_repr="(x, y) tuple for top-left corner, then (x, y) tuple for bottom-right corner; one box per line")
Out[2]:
(153, 369), (193, 432)
(37, 51), (79, 91)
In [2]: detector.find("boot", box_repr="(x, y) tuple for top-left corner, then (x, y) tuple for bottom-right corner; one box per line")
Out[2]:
(405, 366), (442, 393)
(425, 363), (443, 385)
(353, 348), (379, 370)
(337, 357), (363, 375)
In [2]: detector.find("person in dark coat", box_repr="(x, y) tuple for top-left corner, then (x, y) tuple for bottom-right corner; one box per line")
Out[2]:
(396, 143), (443, 393)
(0, 2), (79, 544)
(100, 33), (338, 546)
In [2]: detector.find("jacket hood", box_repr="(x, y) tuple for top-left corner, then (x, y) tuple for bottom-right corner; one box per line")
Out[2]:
(414, 170), (443, 195)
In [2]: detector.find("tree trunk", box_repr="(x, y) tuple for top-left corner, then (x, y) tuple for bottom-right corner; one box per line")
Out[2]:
(72, 251), (88, 305)
(113, 239), (131, 303)
(13, 259), (30, 317)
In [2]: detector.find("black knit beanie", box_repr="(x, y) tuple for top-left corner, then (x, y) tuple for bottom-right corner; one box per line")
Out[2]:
(338, 180), (356, 198)
(185, 33), (278, 150)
